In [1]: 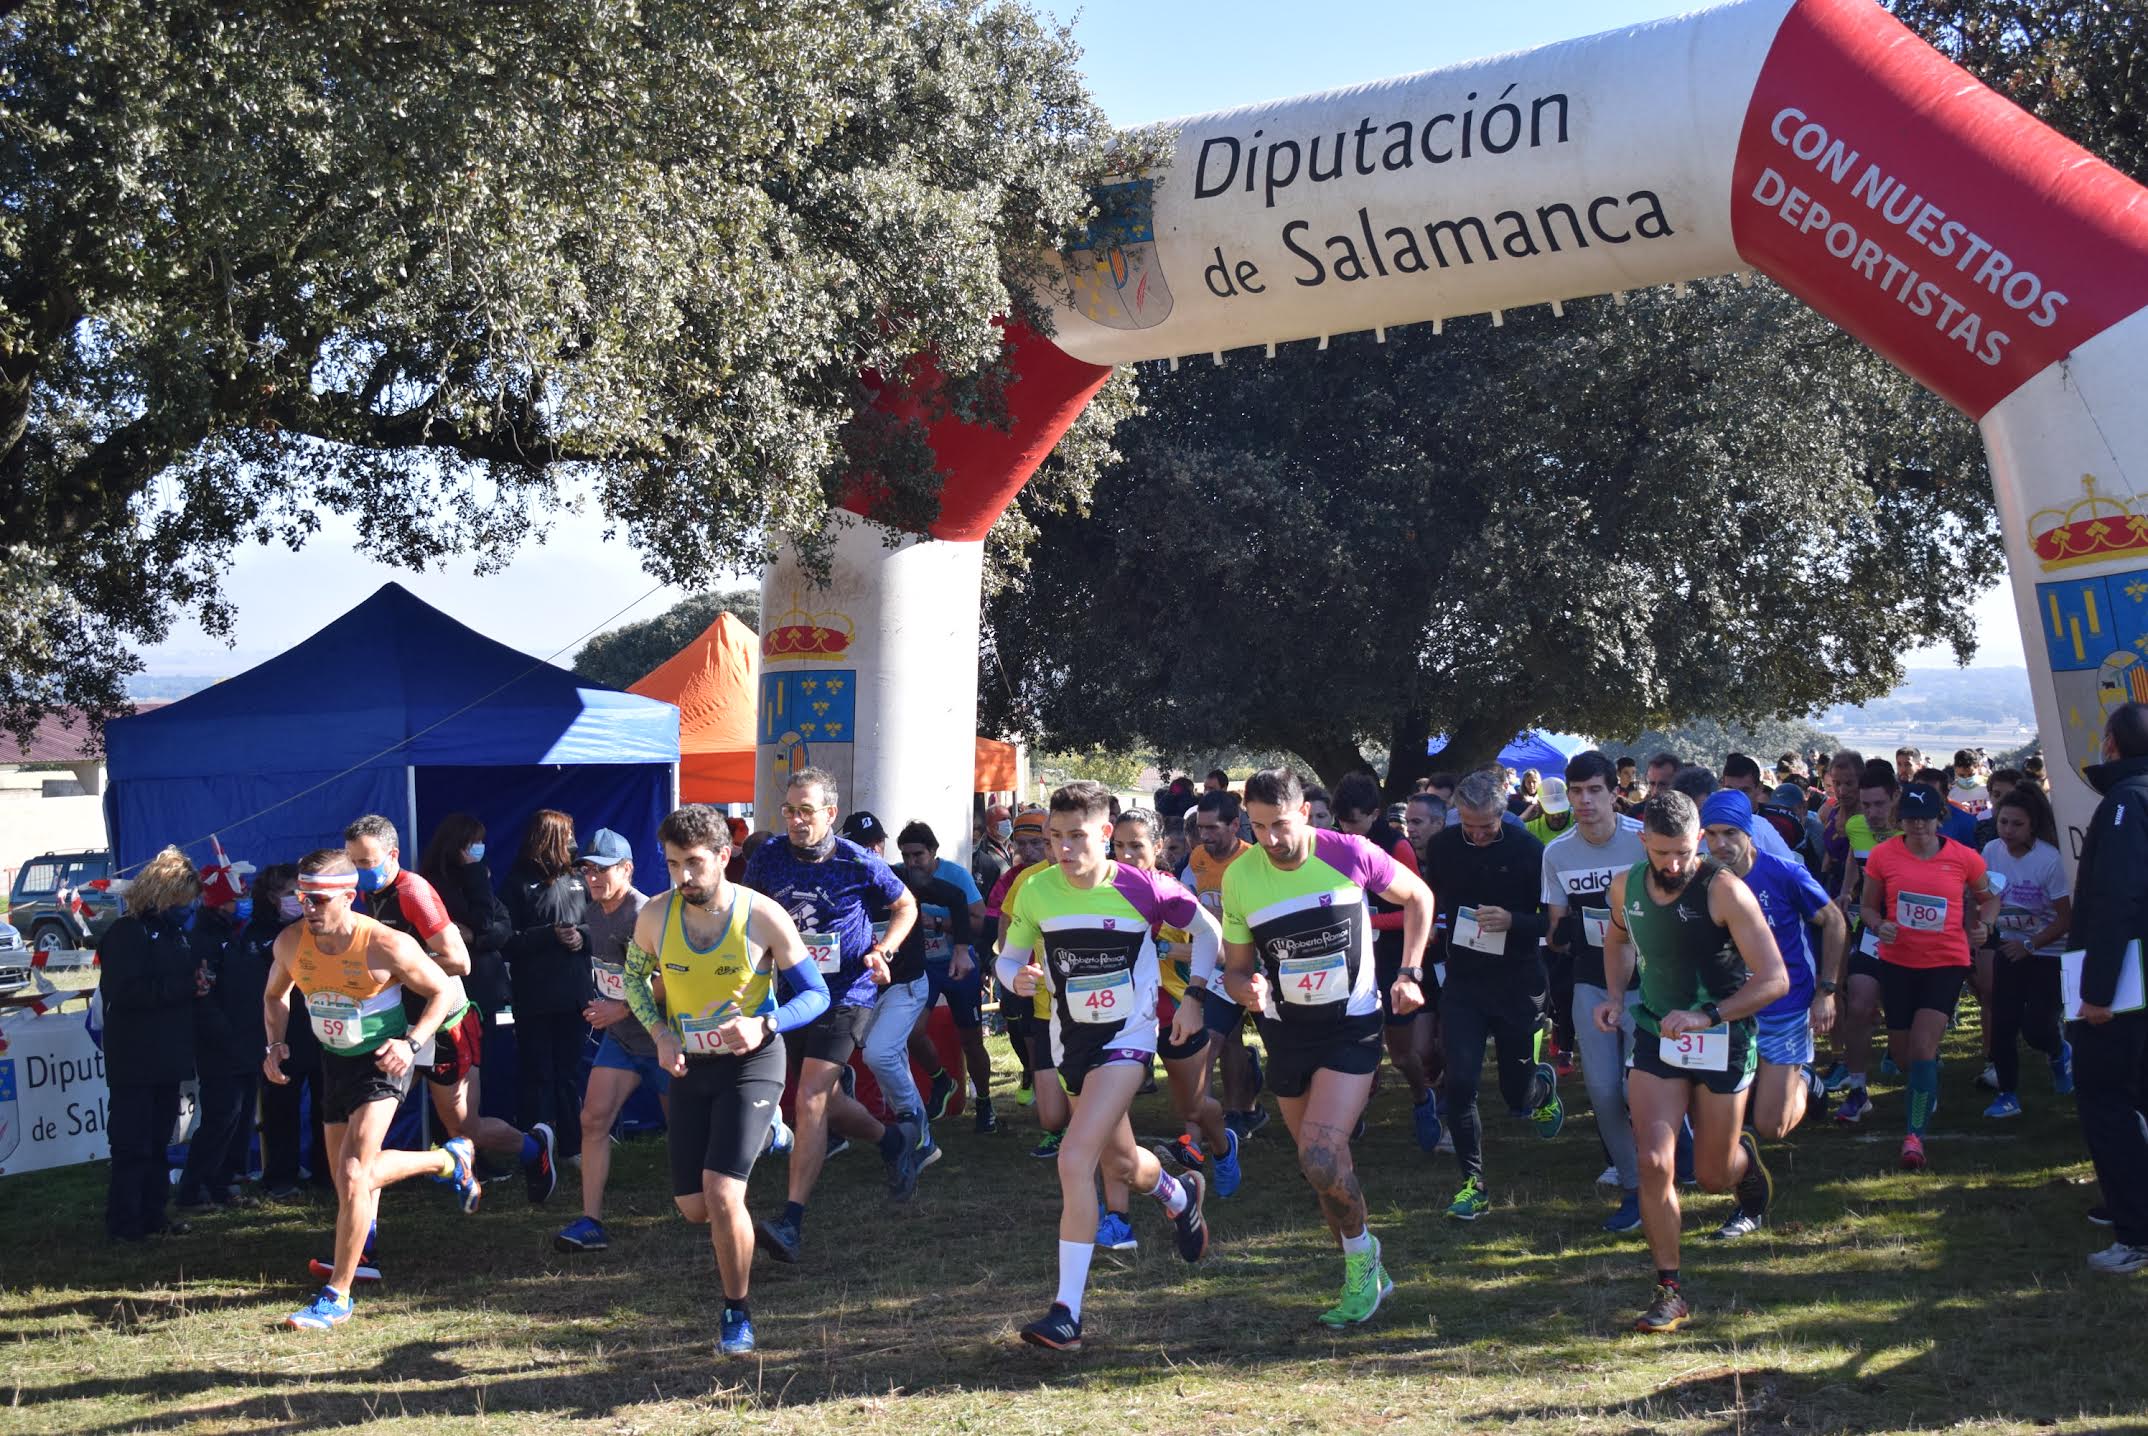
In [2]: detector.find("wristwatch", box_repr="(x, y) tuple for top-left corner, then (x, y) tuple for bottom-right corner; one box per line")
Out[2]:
(1817, 979), (1840, 995)
(1699, 1001), (1724, 1025)
(1397, 966), (1425, 984)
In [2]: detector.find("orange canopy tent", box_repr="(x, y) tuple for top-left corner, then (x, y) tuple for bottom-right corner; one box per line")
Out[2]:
(630, 612), (760, 805)
(633, 612), (1021, 802)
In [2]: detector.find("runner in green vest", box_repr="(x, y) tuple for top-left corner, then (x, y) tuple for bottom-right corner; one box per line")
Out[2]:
(1596, 791), (1789, 1335)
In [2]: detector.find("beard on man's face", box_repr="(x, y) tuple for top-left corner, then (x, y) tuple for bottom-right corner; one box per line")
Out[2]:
(1648, 860), (1693, 896)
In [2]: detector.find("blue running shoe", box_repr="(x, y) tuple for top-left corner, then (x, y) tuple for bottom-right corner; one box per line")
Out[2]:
(2052, 1040), (2076, 1096)
(1821, 1061), (1851, 1093)
(436, 1137), (481, 1214)
(283, 1286), (353, 1330)
(1212, 1127), (1243, 1199)
(1834, 1087), (1872, 1124)
(1413, 1094), (1443, 1153)
(553, 1215), (608, 1252)
(916, 1121), (943, 1171)
(1881, 1055), (1901, 1079)
(1096, 1211), (1138, 1252)
(719, 1306), (756, 1356)
(524, 1122), (557, 1204)
(1020, 1302), (1083, 1351)
(1602, 1189), (1643, 1234)
(756, 1213), (802, 1264)
(1984, 1092), (2023, 1119)
(763, 1111), (793, 1157)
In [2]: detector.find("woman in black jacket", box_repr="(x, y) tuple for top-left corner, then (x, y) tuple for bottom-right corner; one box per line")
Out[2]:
(98, 846), (205, 1242)
(501, 809), (591, 1161)
(420, 815), (512, 1017)
(174, 859), (272, 1210)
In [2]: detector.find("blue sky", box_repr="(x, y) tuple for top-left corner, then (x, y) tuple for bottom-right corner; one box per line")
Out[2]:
(136, 0), (2025, 676)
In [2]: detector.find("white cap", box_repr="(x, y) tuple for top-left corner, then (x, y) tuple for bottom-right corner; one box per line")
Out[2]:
(1538, 776), (1571, 814)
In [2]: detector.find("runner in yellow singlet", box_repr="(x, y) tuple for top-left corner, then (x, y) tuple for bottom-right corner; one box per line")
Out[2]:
(622, 805), (829, 1358)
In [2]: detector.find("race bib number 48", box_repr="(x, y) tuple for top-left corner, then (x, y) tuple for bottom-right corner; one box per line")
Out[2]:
(1279, 953), (1346, 1005)
(1066, 970), (1133, 1024)
(1896, 892), (1950, 933)
(1659, 1022), (1731, 1072)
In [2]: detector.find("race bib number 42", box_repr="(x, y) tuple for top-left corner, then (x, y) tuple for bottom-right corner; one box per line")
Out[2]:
(1896, 892), (1950, 934)
(804, 933), (841, 973)
(592, 963), (628, 1000)
(1066, 970), (1133, 1024)
(1659, 1022), (1731, 1072)
(1279, 953), (1346, 1005)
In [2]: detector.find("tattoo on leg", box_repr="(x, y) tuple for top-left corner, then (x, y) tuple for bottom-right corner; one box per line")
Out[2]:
(1297, 1121), (1366, 1229)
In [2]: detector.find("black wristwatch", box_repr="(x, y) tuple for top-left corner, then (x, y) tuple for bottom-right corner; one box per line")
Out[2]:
(1700, 1001), (1724, 1025)
(1397, 966), (1425, 984)
(1817, 979), (1840, 995)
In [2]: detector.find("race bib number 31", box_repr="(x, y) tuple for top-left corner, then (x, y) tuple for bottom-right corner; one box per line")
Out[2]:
(804, 933), (841, 974)
(1897, 892), (1950, 933)
(1279, 953), (1346, 1005)
(1066, 970), (1133, 1024)
(1660, 1022), (1731, 1073)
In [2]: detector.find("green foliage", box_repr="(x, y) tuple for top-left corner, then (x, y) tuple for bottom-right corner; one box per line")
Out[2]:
(570, 588), (760, 692)
(1031, 743), (1148, 794)
(984, 280), (1993, 787)
(0, 0), (1125, 744)
(1596, 715), (1843, 775)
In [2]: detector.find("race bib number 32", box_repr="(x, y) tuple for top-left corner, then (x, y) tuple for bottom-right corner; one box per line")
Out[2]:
(804, 933), (841, 973)
(1659, 1022), (1731, 1072)
(1066, 970), (1133, 1024)
(1279, 953), (1346, 1005)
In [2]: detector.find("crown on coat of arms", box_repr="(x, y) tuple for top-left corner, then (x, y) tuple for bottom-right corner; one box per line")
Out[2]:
(2030, 476), (2148, 570)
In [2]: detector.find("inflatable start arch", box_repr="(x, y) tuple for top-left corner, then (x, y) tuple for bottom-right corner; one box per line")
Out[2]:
(757, 0), (2148, 860)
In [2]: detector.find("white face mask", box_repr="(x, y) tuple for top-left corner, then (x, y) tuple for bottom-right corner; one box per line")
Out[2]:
(277, 894), (303, 921)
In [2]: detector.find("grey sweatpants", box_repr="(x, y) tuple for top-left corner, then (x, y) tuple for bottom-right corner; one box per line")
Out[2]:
(1574, 982), (1640, 1192)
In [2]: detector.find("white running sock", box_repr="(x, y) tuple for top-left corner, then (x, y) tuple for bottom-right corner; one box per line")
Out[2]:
(1148, 1170), (1189, 1217)
(1340, 1227), (1374, 1257)
(1055, 1240), (1093, 1321)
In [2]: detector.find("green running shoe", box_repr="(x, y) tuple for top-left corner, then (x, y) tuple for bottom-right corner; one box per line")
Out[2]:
(1529, 1065), (1566, 1140)
(1318, 1236), (1394, 1328)
(1446, 1176), (1489, 1221)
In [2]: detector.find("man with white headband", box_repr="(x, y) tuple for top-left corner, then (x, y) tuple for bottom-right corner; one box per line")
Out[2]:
(262, 850), (483, 1330)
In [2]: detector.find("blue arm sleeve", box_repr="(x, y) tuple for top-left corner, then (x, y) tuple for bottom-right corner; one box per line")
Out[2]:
(770, 956), (831, 1033)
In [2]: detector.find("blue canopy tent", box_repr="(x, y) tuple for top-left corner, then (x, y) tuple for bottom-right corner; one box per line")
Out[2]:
(105, 582), (681, 1145)
(1425, 730), (1594, 771)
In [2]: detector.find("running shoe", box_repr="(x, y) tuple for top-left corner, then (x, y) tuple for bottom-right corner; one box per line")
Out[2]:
(1899, 1133), (1927, 1172)
(2090, 1205), (2114, 1227)
(553, 1216), (608, 1253)
(1596, 1164), (1622, 1188)
(1984, 1092), (2023, 1120)
(1317, 1237), (1393, 1328)
(437, 1137), (482, 1213)
(1167, 1133), (1211, 1173)
(1019, 1302), (1083, 1351)
(1820, 1061), (1850, 1093)
(1834, 1087), (1872, 1124)
(2052, 1040), (2076, 1096)
(1712, 1208), (1763, 1241)
(1602, 1190), (1643, 1234)
(1446, 1177), (1489, 1222)
(1212, 1128), (1243, 1199)
(1241, 1105), (1271, 1139)
(2087, 1242), (2148, 1275)
(1170, 1169), (1209, 1263)
(756, 1213), (802, 1264)
(1733, 1131), (1773, 1228)
(974, 1097), (999, 1134)
(1974, 1062), (2000, 1092)
(1030, 1130), (1063, 1160)
(1529, 1062), (1565, 1139)
(1881, 1055), (1901, 1079)
(718, 1307), (756, 1356)
(283, 1286), (353, 1331)
(1412, 1094), (1443, 1153)
(525, 1122), (558, 1205)
(926, 1067), (957, 1122)
(764, 1110), (794, 1157)
(1096, 1211), (1138, 1252)
(1017, 1085), (1037, 1109)
(916, 1123), (943, 1171)
(307, 1255), (382, 1285)
(1433, 1127), (1454, 1154)
(824, 1136), (851, 1160)
(886, 1120), (925, 1203)
(1632, 1282), (1690, 1333)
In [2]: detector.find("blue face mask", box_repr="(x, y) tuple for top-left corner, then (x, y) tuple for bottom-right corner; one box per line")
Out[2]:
(232, 897), (254, 924)
(465, 842), (486, 864)
(355, 862), (393, 893)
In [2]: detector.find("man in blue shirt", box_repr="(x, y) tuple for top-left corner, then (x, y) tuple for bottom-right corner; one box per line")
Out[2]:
(893, 821), (998, 1132)
(1700, 789), (1847, 1239)
(744, 768), (923, 1262)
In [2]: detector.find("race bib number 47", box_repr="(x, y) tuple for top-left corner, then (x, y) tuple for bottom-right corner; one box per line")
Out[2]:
(1279, 953), (1346, 1005)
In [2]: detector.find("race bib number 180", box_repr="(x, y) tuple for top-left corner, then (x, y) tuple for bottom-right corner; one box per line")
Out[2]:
(1897, 892), (1950, 933)
(1279, 953), (1346, 1005)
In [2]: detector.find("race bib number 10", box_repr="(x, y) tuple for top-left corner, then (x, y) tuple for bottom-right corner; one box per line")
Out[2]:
(1066, 970), (1133, 1024)
(677, 1013), (731, 1055)
(1659, 1022), (1731, 1072)
(1279, 953), (1346, 1005)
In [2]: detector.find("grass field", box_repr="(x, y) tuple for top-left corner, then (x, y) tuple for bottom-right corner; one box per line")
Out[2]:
(4, 1025), (2144, 1436)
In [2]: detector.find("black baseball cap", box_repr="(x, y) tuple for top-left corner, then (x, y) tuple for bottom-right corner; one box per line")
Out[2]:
(1898, 783), (1944, 821)
(841, 811), (886, 846)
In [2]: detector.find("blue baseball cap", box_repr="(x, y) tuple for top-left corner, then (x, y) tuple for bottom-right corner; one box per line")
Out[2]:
(578, 828), (632, 867)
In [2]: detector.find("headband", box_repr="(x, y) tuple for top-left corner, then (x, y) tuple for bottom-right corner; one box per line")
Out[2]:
(298, 871), (359, 895)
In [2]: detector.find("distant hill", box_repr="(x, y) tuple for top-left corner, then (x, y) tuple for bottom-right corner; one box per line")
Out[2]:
(127, 675), (221, 702)
(1814, 666), (2036, 754)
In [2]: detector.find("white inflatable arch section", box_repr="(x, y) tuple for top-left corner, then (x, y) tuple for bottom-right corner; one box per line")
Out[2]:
(759, 0), (2148, 860)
